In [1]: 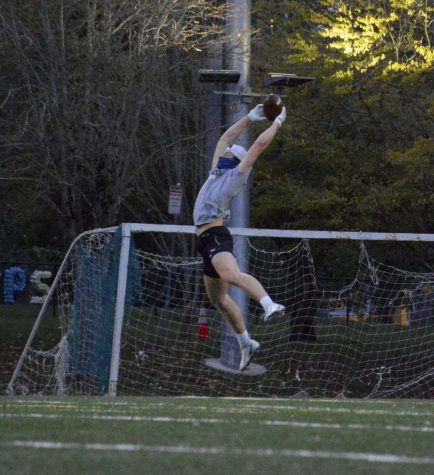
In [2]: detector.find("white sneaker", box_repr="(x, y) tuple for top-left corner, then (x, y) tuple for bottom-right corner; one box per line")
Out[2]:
(264, 303), (285, 322)
(239, 339), (260, 371)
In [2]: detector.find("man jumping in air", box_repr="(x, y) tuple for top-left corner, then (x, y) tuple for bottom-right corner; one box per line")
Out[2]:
(193, 103), (287, 371)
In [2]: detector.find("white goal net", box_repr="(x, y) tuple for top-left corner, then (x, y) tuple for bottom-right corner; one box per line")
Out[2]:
(8, 224), (434, 399)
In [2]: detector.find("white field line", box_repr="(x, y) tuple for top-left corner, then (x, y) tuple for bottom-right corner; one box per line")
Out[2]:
(3, 401), (434, 418)
(4, 399), (131, 406)
(1, 412), (434, 433)
(0, 413), (227, 424)
(1, 440), (434, 465)
(218, 397), (399, 403)
(213, 404), (434, 418)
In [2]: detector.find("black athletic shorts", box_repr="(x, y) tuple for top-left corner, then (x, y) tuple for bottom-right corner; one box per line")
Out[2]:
(196, 226), (234, 278)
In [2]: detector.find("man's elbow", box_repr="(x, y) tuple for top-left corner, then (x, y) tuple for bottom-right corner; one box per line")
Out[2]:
(220, 130), (237, 146)
(255, 137), (270, 151)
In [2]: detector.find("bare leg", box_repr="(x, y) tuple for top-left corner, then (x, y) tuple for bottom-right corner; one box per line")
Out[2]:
(204, 275), (246, 334)
(204, 253), (265, 371)
(210, 252), (267, 302)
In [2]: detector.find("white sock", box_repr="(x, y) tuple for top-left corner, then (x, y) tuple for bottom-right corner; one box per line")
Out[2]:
(237, 330), (250, 348)
(260, 295), (273, 311)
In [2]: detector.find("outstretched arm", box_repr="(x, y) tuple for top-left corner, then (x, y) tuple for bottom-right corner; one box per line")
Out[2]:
(238, 107), (286, 173)
(211, 105), (266, 168)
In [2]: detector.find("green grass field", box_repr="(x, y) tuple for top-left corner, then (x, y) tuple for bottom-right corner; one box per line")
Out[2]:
(1, 396), (434, 475)
(2, 304), (434, 474)
(0, 304), (60, 392)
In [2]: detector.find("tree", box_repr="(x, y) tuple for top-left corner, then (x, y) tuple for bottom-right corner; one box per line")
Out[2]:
(0, 0), (226, 257)
(249, 0), (434, 272)
(251, 0), (434, 231)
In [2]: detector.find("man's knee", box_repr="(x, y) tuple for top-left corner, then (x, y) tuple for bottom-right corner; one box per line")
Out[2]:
(218, 268), (242, 284)
(210, 293), (231, 311)
(207, 291), (223, 308)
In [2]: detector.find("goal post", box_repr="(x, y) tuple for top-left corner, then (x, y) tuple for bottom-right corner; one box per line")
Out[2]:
(8, 223), (434, 398)
(6, 225), (119, 396)
(108, 223), (132, 396)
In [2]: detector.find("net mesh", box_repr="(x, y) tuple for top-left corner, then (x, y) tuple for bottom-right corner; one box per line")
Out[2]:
(9, 227), (434, 398)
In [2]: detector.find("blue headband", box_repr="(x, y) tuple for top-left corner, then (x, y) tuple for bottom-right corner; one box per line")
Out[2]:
(216, 156), (240, 170)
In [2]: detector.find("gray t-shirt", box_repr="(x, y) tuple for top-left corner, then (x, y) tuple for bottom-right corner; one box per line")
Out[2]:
(193, 165), (251, 226)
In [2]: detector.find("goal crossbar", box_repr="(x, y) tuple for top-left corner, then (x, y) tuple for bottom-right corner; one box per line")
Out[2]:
(128, 223), (434, 242)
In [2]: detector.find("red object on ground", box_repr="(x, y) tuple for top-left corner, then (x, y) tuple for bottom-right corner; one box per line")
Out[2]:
(198, 305), (209, 340)
(198, 322), (209, 340)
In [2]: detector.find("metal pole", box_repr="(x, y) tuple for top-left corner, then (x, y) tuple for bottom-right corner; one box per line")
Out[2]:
(205, 44), (223, 172)
(108, 223), (131, 396)
(222, 0), (251, 369)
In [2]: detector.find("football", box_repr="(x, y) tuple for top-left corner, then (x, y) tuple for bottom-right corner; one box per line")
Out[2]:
(263, 94), (283, 121)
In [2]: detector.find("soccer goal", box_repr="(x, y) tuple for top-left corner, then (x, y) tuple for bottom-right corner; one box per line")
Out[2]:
(8, 223), (434, 399)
